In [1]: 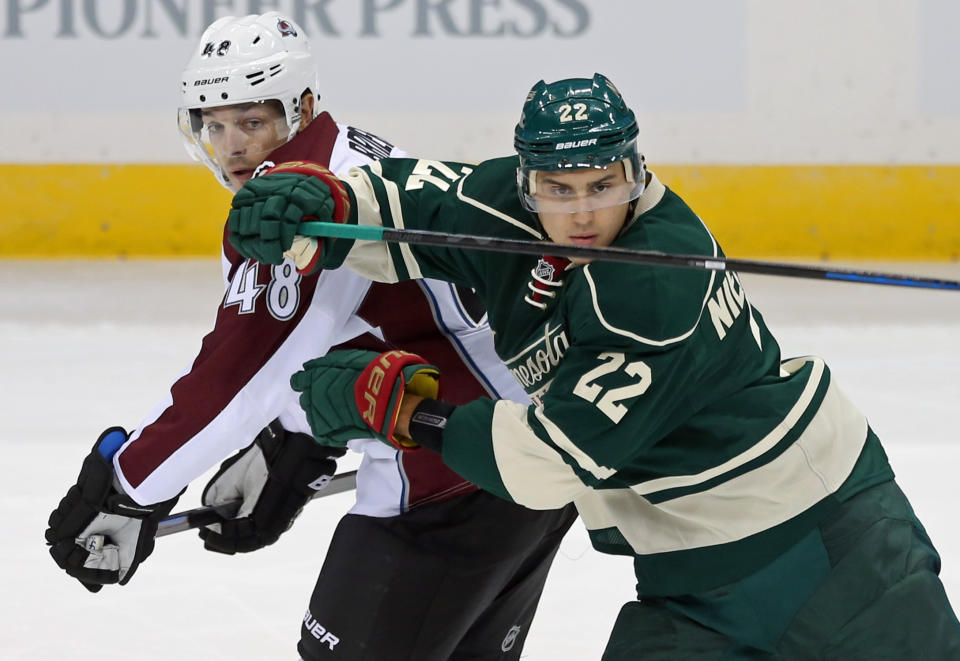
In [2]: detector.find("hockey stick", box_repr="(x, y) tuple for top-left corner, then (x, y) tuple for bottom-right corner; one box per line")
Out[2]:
(299, 222), (960, 292)
(156, 469), (358, 538)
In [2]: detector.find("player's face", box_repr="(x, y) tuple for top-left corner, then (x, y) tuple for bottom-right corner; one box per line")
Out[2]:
(535, 163), (632, 264)
(201, 101), (289, 191)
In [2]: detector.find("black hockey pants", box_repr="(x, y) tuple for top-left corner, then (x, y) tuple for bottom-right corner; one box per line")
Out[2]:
(298, 490), (577, 660)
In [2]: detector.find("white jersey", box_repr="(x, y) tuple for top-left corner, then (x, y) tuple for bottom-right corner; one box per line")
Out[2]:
(113, 113), (526, 516)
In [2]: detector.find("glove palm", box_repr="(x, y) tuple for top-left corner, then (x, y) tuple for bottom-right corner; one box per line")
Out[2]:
(45, 428), (180, 592)
(199, 421), (345, 555)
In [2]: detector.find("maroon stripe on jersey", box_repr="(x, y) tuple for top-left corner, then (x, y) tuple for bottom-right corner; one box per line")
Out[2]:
(119, 260), (321, 486)
(119, 114), (485, 511)
(332, 323), (481, 508)
(223, 224), (241, 267)
(358, 281), (489, 506)
(267, 111), (339, 168)
(118, 115), (343, 488)
(223, 113), (339, 268)
(357, 282), (489, 405)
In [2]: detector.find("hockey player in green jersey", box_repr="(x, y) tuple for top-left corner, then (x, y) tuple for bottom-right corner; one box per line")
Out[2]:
(225, 74), (960, 658)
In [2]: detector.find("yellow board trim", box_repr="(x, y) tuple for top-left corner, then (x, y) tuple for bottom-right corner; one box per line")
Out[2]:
(0, 165), (231, 258)
(658, 165), (960, 261)
(1, 164), (958, 259)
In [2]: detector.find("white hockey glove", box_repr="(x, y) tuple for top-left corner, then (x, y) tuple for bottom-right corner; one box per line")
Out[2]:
(45, 427), (181, 592)
(199, 420), (345, 554)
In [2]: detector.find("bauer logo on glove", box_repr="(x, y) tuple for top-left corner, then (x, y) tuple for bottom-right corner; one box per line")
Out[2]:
(355, 350), (440, 448)
(291, 349), (442, 452)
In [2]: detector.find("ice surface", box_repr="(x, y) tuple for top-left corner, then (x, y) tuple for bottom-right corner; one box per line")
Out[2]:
(2, 260), (958, 659)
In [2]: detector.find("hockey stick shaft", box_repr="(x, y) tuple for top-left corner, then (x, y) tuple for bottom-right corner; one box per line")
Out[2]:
(299, 222), (960, 292)
(156, 469), (358, 538)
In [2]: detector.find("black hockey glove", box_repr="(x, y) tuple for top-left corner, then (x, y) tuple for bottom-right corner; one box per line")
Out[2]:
(45, 427), (181, 593)
(198, 420), (346, 555)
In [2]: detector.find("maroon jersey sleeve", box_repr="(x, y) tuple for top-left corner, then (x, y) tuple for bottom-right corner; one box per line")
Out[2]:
(114, 114), (372, 504)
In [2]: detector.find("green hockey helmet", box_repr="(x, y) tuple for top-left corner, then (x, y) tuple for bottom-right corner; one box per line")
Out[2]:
(514, 73), (646, 214)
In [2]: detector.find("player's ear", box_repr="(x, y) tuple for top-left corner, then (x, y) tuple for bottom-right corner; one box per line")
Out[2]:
(299, 92), (316, 131)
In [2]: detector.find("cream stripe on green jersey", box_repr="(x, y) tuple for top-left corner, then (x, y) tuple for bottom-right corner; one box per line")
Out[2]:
(631, 357), (826, 495)
(456, 176), (543, 239)
(616, 172), (668, 236)
(373, 161), (424, 280)
(626, 171), (667, 222)
(340, 166), (403, 283)
(745, 302), (764, 349)
(331, 156), (893, 595)
(533, 407), (617, 481)
(583, 200), (721, 348)
(572, 358), (867, 555)
(584, 265), (718, 347)
(490, 400), (586, 509)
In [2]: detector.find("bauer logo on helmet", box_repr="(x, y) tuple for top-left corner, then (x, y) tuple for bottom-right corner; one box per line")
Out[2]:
(555, 138), (598, 150)
(194, 77), (229, 86)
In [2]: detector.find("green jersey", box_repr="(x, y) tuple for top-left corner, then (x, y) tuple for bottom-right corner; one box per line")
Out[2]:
(331, 156), (894, 596)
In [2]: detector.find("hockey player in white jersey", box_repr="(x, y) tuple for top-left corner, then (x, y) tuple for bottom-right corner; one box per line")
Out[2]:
(44, 13), (576, 660)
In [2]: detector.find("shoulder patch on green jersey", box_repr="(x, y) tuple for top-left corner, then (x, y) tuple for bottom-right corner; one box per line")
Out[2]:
(571, 187), (721, 347)
(457, 156), (542, 239)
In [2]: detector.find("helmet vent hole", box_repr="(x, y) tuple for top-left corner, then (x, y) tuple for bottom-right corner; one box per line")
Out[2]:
(269, 64), (282, 78)
(253, 36), (261, 45)
(246, 70), (266, 86)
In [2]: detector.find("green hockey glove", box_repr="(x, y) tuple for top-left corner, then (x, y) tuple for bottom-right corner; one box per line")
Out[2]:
(227, 161), (350, 272)
(291, 349), (440, 451)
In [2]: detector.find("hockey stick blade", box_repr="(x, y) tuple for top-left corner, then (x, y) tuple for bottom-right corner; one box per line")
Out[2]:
(157, 469), (358, 538)
(299, 222), (960, 292)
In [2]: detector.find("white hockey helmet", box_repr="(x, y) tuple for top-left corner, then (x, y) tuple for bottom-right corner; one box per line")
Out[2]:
(178, 12), (319, 188)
